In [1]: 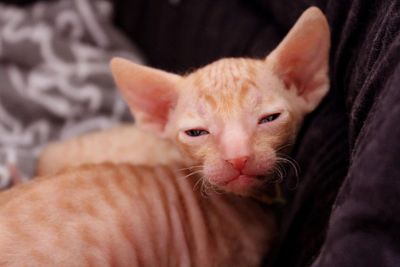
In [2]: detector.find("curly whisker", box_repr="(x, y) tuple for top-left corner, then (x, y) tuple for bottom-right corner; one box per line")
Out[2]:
(275, 154), (300, 189)
(178, 165), (204, 172)
(193, 175), (204, 191)
(180, 170), (203, 180)
(275, 143), (294, 153)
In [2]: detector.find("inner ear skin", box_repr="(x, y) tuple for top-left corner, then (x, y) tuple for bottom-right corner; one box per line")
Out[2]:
(265, 7), (330, 111)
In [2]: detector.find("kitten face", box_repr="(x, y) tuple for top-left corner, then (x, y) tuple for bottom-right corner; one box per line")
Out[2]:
(111, 7), (330, 196)
(166, 59), (304, 195)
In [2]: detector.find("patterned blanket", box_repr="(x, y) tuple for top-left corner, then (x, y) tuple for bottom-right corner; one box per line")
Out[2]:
(0, 0), (144, 189)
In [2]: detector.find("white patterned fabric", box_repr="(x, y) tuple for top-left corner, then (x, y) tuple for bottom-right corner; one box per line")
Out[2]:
(0, 0), (144, 189)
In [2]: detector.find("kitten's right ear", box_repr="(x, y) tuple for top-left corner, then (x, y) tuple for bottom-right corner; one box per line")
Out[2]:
(110, 58), (181, 134)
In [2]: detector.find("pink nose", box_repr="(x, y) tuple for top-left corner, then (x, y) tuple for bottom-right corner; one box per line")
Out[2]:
(226, 156), (249, 171)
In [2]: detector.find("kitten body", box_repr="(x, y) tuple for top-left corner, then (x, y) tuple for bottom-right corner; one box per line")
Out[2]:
(37, 125), (184, 176)
(0, 164), (275, 267)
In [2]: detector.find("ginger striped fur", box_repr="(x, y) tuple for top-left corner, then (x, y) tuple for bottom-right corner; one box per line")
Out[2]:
(0, 164), (275, 267)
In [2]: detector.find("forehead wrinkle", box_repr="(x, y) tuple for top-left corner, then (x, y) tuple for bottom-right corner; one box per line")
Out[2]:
(238, 79), (253, 108)
(202, 94), (217, 109)
(183, 58), (266, 121)
(247, 62), (257, 80)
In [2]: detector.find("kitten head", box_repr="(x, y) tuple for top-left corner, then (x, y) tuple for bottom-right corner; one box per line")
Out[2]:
(110, 7), (330, 196)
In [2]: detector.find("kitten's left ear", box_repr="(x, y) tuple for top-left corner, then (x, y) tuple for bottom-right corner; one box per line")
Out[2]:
(110, 57), (181, 134)
(268, 7), (330, 112)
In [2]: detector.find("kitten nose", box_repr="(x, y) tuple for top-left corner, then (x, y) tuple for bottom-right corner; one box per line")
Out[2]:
(226, 156), (249, 171)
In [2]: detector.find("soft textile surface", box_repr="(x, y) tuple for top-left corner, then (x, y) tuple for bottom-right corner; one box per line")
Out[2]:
(113, 0), (400, 266)
(0, 0), (142, 188)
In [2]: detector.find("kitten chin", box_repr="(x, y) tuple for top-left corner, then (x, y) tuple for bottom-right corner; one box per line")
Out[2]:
(219, 175), (264, 196)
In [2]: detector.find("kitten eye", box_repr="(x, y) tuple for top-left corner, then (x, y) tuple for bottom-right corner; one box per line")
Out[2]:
(258, 113), (280, 124)
(185, 129), (209, 137)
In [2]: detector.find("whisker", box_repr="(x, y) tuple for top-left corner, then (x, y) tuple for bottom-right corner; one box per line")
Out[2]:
(275, 143), (294, 153)
(200, 179), (209, 197)
(178, 165), (204, 171)
(207, 182), (223, 195)
(275, 155), (300, 189)
(204, 181), (213, 195)
(276, 154), (300, 168)
(274, 166), (283, 182)
(268, 164), (284, 184)
(193, 176), (204, 191)
(276, 157), (300, 178)
(180, 170), (203, 180)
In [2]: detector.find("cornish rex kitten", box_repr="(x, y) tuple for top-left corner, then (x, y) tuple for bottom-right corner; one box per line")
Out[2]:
(1, 7), (329, 267)
(37, 125), (185, 176)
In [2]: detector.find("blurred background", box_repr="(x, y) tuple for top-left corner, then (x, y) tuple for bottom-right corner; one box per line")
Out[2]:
(0, 0), (144, 186)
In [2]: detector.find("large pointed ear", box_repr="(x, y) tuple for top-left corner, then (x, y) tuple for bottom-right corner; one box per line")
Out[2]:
(110, 57), (181, 134)
(268, 7), (330, 112)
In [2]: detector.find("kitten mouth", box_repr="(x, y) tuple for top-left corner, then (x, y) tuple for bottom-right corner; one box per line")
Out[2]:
(222, 174), (257, 186)
(215, 174), (262, 196)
